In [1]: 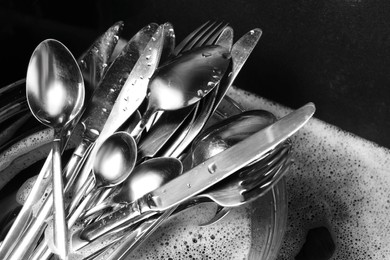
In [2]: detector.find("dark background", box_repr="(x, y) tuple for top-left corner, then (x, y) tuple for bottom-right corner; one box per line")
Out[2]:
(1, 0), (390, 148)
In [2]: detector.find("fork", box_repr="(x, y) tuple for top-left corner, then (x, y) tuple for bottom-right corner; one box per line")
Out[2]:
(81, 139), (292, 260)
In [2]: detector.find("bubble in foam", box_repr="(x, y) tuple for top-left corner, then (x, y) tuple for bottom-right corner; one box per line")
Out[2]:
(128, 203), (252, 259)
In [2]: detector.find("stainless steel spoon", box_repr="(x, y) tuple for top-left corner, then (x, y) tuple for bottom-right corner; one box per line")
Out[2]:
(28, 131), (137, 260)
(82, 157), (182, 218)
(25, 39), (85, 260)
(65, 157), (183, 256)
(130, 44), (231, 140)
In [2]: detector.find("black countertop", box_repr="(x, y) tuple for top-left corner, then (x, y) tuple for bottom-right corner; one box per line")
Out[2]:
(1, 0), (390, 148)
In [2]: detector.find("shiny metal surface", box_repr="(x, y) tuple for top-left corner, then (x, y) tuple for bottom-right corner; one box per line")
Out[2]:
(79, 103), (315, 242)
(26, 40), (84, 129)
(188, 110), (277, 169)
(130, 44), (231, 139)
(24, 39), (85, 260)
(114, 157), (183, 204)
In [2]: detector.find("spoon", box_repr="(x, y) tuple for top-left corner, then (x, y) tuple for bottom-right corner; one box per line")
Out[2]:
(66, 157), (183, 255)
(130, 45), (231, 140)
(186, 109), (277, 169)
(28, 131), (137, 260)
(82, 157), (183, 218)
(67, 131), (137, 222)
(25, 39), (85, 260)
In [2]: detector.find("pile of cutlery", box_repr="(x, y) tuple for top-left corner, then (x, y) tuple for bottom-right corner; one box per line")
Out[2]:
(0, 21), (315, 260)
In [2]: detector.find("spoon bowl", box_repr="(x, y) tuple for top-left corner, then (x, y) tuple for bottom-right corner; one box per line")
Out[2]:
(26, 39), (84, 128)
(185, 110), (277, 170)
(83, 157), (183, 218)
(114, 157), (183, 204)
(131, 45), (231, 139)
(93, 131), (138, 188)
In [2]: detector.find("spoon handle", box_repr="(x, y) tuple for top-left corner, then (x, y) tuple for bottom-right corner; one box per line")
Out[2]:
(51, 137), (68, 260)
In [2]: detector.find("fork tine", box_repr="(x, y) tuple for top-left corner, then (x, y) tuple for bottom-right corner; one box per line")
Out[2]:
(179, 21), (219, 52)
(243, 159), (292, 203)
(240, 145), (291, 188)
(214, 26), (234, 51)
(196, 21), (228, 47)
(242, 152), (292, 193)
(171, 21), (212, 56)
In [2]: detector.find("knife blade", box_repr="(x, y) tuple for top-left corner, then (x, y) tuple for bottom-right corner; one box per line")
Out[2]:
(80, 102), (315, 241)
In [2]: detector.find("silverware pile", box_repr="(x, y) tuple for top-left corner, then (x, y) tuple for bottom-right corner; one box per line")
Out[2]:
(0, 21), (315, 260)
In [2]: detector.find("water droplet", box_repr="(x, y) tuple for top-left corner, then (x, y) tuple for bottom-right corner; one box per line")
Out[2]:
(110, 88), (115, 92)
(123, 107), (127, 111)
(147, 63), (152, 67)
(145, 55), (151, 60)
(124, 96), (129, 101)
(102, 108), (107, 112)
(102, 63), (107, 68)
(228, 72), (233, 77)
(93, 48), (99, 53)
(114, 35), (119, 41)
(151, 37), (156, 41)
(80, 59), (85, 64)
(187, 183), (191, 188)
(207, 82), (215, 88)
(132, 79), (138, 86)
(250, 30), (255, 35)
(90, 129), (100, 136)
(140, 75), (144, 79)
(202, 52), (212, 57)
(148, 47), (152, 51)
(197, 89), (204, 96)
(208, 163), (217, 174)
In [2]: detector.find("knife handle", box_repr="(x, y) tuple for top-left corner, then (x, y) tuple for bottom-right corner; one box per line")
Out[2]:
(80, 197), (157, 242)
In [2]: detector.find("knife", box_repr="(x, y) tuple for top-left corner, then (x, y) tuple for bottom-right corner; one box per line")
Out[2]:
(80, 102), (316, 241)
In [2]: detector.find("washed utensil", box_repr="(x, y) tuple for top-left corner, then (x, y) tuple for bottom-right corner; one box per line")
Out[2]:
(83, 157), (183, 218)
(186, 110), (277, 169)
(65, 157), (183, 256)
(0, 22), (123, 260)
(25, 39), (85, 260)
(130, 44), (231, 140)
(28, 131), (137, 260)
(68, 132), (137, 218)
(79, 103), (315, 242)
(137, 22), (228, 160)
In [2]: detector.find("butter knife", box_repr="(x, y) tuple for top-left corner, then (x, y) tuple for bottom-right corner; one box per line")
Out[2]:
(80, 102), (316, 242)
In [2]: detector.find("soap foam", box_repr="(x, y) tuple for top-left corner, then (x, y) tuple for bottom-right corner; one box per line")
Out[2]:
(229, 86), (390, 259)
(128, 203), (252, 259)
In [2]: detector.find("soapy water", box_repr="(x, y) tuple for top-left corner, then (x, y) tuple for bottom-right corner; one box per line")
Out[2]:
(229, 87), (390, 259)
